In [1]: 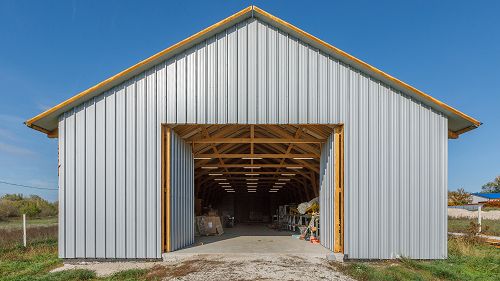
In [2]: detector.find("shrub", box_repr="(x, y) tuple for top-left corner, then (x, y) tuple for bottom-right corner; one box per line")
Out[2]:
(448, 188), (472, 206)
(0, 199), (19, 220)
(484, 200), (500, 208)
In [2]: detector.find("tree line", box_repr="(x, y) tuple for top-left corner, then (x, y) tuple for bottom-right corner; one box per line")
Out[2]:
(0, 194), (57, 220)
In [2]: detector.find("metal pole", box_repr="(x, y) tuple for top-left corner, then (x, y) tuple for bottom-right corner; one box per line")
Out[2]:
(478, 205), (482, 233)
(23, 214), (26, 247)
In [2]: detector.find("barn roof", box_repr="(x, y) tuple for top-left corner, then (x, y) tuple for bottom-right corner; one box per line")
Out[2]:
(472, 193), (500, 199)
(25, 6), (481, 138)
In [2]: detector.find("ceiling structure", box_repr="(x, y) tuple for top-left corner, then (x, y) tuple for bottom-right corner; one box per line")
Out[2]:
(169, 124), (336, 203)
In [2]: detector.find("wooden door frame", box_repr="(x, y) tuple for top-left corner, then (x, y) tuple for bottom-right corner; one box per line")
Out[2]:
(161, 126), (171, 252)
(333, 125), (344, 253)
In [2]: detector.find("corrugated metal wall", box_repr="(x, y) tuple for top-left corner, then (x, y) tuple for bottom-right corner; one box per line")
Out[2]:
(169, 131), (195, 251)
(58, 17), (448, 259)
(320, 134), (335, 252)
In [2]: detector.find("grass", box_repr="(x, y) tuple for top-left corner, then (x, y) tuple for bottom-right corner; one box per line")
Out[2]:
(0, 239), (159, 280)
(0, 225), (58, 249)
(448, 217), (500, 236)
(0, 217), (58, 230)
(331, 237), (500, 281)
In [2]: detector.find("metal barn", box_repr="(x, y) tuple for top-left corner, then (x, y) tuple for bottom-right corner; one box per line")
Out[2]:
(25, 6), (480, 260)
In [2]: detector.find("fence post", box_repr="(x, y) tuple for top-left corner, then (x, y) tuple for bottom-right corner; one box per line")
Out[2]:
(23, 214), (27, 247)
(478, 205), (482, 233)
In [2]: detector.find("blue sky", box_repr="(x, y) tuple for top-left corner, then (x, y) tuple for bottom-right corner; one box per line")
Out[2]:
(0, 1), (498, 201)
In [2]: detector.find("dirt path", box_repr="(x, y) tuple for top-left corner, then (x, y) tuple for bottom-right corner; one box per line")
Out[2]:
(52, 254), (353, 280)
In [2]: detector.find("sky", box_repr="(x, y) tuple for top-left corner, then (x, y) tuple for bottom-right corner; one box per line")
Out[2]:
(0, 1), (498, 201)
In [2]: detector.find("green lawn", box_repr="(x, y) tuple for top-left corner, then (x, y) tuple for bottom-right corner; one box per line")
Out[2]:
(448, 217), (500, 237)
(0, 240), (152, 281)
(331, 237), (500, 281)
(0, 217), (58, 230)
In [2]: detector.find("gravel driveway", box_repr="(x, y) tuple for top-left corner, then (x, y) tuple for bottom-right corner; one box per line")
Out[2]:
(53, 253), (353, 280)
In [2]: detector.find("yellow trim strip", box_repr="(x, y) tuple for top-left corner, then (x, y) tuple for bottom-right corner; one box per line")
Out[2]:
(253, 6), (481, 128)
(26, 5), (480, 135)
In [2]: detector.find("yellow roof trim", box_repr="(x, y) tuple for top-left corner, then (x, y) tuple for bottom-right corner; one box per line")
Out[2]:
(26, 5), (481, 135)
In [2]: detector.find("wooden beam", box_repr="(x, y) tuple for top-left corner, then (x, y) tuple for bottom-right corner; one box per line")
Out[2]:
(334, 125), (344, 253)
(189, 137), (324, 144)
(196, 163), (307, 168)
(47, 128), (58, 138)
(448, 130), (459, 139)
(165, 127), (171, 252)
(193, 153), (318, 159)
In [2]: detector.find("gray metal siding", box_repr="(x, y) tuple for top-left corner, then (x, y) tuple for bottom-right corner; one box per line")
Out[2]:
(170, 132), (195, 251)
(319, 134), (335, 251)
(58, 17), (448, 259)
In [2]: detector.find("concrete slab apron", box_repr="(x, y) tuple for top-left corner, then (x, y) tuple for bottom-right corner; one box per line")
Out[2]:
(166, 223), (331, 257)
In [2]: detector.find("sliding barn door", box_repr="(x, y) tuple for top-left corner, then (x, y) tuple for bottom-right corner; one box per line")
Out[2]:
(319, 127), (344, 253)
(162, 127), (195, 252)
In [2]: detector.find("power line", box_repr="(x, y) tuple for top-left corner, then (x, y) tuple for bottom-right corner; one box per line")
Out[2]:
(0, 180), (58, 191)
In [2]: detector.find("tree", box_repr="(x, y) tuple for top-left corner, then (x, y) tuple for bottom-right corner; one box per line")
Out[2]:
(481, 176), (500, 193)
(448, 188), (472, 206)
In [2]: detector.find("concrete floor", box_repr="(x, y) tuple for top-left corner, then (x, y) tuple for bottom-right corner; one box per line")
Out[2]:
(167, 223), (331, 256)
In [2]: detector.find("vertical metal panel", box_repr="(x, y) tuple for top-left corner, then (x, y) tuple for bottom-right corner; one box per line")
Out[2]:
(247, 19), (257, 124)
(58, 116), (65, 258)
(217, 32), (227, 124)
(288, 36), (298, 123)
(357, 73), (369, 258)
(368, 79), (379, 258)
(320, 134), (335, 251)
(75, 105), (86, 258)
(346, 69), (359, 257)
(65, 110), (75, 258)
(84, 99), (96, 258)
(186, 50), (197, 123)
(257, 20), (268, 123)
(277, 31), (288, 123)
(115, 86), (126, 258)
(308, 48), (318, 123)
(125, 80), (136, 258)
(237, 21), (248, 123)
(169, 132), (194, 251)
(166, 59), (176, 123)
(176, 54), (187, 123)
(318, 52), (328, 124)
(267, 25), (278, 124)
(196, 43), (207, 123)
(146, 69), (157, 257)
(95, 95), (106, 258)
(328, 58), (339, 123)
(105, 91), (116, 258)
(135, 74), (147, 258)
(298, 41), (308, 123)
(227, 26), (238, 123)
(207, 37), (217, 124)
(57, 17), (449, 260)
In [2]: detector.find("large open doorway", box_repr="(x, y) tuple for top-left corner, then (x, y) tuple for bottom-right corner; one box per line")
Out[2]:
(162, 124), (343, 254)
